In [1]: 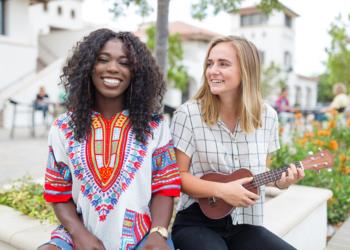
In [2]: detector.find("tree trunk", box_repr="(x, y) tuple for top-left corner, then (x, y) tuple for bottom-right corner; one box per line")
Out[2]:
(155, 0), (170, 80)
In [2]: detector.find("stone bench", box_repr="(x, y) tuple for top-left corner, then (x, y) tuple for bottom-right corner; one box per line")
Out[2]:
(264, 185), (333, 250)
(0, 185), (332, 250)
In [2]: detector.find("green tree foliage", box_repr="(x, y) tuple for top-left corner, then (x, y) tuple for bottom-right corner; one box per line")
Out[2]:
(191, 0), (283, 20)
(108, 0), (284, 82)
(146, 26), (189, 91)
(261, 62), (286, 98)
(317, 73), (333, 103)
(325, 14), (350, 92)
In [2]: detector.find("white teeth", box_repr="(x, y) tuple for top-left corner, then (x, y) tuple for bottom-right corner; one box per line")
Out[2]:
(211, 80), (224, 84)
(103, 78), (120, 87)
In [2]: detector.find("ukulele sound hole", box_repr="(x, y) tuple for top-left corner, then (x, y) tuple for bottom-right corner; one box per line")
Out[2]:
(208, 197), (217, 207)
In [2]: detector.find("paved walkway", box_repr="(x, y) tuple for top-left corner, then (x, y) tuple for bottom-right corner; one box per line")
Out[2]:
(0, 128), (47, 186)
(326, 218), (350, 250)
(0, 241), (17, 250)
(0, 127), (349, 249)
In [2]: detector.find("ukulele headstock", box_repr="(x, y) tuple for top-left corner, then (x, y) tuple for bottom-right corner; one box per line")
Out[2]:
(300, 149), (334, 171)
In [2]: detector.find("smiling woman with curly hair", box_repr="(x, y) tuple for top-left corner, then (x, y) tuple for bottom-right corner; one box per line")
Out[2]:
(39, 29), (181, 250)
(61, 29), (165, 143)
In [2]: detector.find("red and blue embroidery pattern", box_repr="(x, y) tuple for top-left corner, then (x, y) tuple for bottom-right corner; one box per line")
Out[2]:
(44, 146), (72, 202)
(50, 111), (156, 221)
(152, 142), (181, 196)
(120, 209), (151, 250)
(86, 113), (131, 191)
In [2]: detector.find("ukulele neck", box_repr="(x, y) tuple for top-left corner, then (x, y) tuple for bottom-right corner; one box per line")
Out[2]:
(250, 161), (303, 187)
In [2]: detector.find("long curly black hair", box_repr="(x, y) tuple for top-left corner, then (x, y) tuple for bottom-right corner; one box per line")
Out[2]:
(60, 29), (165, 143)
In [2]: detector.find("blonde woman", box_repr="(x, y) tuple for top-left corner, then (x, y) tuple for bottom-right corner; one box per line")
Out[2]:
(170, 36), (304, 249)
(323, 82), (350, 113)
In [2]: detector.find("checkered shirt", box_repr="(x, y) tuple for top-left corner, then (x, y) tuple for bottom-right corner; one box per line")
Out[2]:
(170, 100), (280, 225)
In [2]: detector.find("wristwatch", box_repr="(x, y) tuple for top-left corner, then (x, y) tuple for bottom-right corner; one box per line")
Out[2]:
(149, 226), (168, 239)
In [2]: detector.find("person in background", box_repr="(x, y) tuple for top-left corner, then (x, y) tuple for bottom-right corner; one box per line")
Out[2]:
(275, 87), (294, 125)
(170, 36), (304, 250)
(322, 82), (350, 113)
(34, 86), (50, 119)
(38, 29), (180, 250)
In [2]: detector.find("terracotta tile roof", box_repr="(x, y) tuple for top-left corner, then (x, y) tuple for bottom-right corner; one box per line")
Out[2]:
(297, 74), (319, 82)
(238, 3), (299, 17)
(135, 21), (220, 42)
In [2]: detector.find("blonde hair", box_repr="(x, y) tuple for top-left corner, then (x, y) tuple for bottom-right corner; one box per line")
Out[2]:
(193, 36), (263, 133)
(333, 82), (347, 95)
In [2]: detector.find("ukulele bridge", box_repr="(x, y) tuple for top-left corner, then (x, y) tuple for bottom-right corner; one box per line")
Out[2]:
(208, 197), (217, 207)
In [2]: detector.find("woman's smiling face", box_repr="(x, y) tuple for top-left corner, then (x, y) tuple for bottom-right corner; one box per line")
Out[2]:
(92, 39), (131, 101)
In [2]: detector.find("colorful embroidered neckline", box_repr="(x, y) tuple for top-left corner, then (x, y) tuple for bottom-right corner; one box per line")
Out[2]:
(86, 111), (131, 191)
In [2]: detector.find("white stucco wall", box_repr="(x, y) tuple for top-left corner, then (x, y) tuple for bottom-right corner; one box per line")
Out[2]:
(0, 0), (37, 91)
(0, 37), (37, 91)
(38, 27), (96, 64)
(287, 74), (317, 108)
(3, 59), (64, 129)
(182, 40), (209, 98)
(229, 8), (317, 109)
(230, 11), (295, 70)
(28, 0), (85, 47)
(5, 0), (33, 42)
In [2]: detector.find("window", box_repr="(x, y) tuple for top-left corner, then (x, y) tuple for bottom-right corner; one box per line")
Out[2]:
(70, 9), (75, 19)
(0, 0), (5, 35)
(285, 14), (292, 28)
(240, 13), (268, 27)
(284, 51), (292, 72)
(57, 6), (62, 16)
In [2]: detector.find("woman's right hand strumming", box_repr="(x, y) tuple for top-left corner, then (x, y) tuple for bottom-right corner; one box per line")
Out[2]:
(215, 177), (260, 208)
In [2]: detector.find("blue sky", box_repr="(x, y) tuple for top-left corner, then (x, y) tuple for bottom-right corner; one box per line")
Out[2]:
(82, 0), (350, 77)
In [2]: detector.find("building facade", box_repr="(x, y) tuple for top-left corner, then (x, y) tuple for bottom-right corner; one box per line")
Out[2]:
(229, 5), (318, 108)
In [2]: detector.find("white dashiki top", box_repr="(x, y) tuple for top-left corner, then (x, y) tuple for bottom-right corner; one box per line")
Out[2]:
(43, 110), (181, 250)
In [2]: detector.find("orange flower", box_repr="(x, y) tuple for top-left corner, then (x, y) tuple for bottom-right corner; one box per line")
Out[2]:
(341, 166), (350, 175)
(328, 120), (336, 129)
(295, 112), (303, 120)
(317, 130), (331, 137)
(313, 139), (325, 146)
(303, 132), (314, 138)
(328, 140), (338, 151)
(297, 138), (308, 146)
(279, 127), (284, 135)
(340, 154), (347, 163)
(347, 119), (350, 128)
(330, 109), (338, 116)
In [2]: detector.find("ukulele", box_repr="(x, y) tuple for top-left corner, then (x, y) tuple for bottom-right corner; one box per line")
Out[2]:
(198, 150), (334, 219)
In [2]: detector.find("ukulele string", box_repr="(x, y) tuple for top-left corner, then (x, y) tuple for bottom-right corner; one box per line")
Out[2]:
(243, 164), (296, 190)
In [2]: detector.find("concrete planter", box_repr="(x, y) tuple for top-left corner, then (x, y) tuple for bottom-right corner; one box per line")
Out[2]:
(0, 185), (332, 250)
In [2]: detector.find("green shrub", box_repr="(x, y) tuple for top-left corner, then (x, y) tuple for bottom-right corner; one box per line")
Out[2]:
(271, 115), (350, 224)
(0, 178), (57, 224)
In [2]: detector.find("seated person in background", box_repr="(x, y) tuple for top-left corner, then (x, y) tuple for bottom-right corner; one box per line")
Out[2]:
(275, 87), (294, 124)
(34, 86), (50, 119)
(322, 82), (350, 113)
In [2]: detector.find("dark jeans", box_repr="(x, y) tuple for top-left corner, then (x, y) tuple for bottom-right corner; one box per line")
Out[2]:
(34, 102), (49, 118)
(172, 203), (296, 250)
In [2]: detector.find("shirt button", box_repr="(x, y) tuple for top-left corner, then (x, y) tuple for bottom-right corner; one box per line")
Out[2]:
(234, 157), (238, 161)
